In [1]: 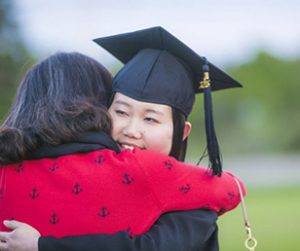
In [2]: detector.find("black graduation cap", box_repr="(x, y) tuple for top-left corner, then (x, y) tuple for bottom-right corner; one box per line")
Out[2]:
(94, 26), (242, 176)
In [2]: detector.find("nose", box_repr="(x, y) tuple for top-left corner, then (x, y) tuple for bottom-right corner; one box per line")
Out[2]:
(122, 118), (143, 139)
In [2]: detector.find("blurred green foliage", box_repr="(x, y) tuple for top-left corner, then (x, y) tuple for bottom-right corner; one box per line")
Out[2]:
(0, 0), (35, 123)
(219, 185), (300, 251)
(187, 52), (300, 160)
(1, 0), (299, 157)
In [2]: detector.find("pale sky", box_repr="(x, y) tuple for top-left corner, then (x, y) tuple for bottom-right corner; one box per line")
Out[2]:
(15, 0), (300, 68)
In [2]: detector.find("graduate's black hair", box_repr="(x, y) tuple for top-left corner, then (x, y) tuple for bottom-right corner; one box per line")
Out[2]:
(169, 108), (187, 161)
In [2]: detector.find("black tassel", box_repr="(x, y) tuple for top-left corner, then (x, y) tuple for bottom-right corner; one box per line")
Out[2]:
(200, 59), (222, 176)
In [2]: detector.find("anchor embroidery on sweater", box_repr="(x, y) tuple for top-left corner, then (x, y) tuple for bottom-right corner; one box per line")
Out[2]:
(14, 163), (24, 173)
(122, 173), (134, 185)
(179, 184), (191, 194)
(29, 188), (39, 199)
(228, 191), (235, 200)
(96, 155), (105, 164)
(49, 213), (60, 224)
(163, 160), (173, 170)
(72, 183), (83, 195)
(97, 207), (110, 218)
(49, 164), (59, 172)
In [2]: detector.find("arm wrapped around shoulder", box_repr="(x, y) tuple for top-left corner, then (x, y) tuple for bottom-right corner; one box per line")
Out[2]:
(210, 171), (246, 215)
(134, 148), (246, 216)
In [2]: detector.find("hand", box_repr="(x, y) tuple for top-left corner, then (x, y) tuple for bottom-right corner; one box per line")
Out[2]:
(0, 220), (40, 251)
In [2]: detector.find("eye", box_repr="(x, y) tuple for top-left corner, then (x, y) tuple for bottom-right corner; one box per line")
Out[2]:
(144, 117), (159, 123)
(114, 109), (128, 117)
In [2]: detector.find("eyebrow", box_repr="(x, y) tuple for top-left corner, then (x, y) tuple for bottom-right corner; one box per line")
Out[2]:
(114, 100), (165, 116)
(114, 100), (131, 107)
(145, 109), (164, 116)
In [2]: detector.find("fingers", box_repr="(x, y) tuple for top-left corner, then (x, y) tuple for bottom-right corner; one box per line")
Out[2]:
(0, 241), (8, 251)
(0, 231), (9, 242)
(3, 220), (24, 230)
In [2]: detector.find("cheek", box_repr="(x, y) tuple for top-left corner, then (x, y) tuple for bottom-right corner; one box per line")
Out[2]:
(144, 126), (173, 155)
(109, 113), (121, 140)
(111, 124), (118, 141)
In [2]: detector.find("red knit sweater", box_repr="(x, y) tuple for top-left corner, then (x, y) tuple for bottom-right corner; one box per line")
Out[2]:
(0, 148), (245, 237)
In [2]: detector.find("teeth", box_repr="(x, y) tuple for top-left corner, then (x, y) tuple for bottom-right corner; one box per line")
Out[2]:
(121, 144), (135, 151)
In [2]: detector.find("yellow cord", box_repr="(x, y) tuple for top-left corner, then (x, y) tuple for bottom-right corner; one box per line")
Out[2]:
(234, 178), (258, 251)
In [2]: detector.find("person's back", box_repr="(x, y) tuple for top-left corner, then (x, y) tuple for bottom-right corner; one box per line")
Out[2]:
(0, 51), (115, 236)
(1, 145), (243, 237)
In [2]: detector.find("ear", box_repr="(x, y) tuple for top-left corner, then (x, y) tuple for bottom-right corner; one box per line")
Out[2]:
(182, 121), (192, 141)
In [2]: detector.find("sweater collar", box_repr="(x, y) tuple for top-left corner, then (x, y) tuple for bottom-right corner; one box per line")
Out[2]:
(28, 131), (120, 160)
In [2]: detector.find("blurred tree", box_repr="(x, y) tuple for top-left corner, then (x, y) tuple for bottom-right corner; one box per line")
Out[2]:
(0, 0), (34, 122)
(227, 52), (300, 152)
(1, 1), (299, 156)
(187, 52), (300, 160)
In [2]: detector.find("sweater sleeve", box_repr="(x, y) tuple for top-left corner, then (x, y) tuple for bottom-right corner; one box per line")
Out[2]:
(133, 149), (246, 215)
(38, 210), (219, 251)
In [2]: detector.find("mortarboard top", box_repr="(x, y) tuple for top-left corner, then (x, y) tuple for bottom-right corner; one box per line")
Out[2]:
(94, 26), (243, 176)
(94, 26), (242, 116)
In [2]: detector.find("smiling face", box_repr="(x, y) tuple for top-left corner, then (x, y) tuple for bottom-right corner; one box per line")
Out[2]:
(108, 92), (174, 155)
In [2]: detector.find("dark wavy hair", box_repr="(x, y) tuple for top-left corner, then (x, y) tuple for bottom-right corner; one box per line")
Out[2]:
(0, 52), (112, 165)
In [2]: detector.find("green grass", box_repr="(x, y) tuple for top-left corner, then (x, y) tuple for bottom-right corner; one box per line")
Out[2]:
(218, 185), (300, 251)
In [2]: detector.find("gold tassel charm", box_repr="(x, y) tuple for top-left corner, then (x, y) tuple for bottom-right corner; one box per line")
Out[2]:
(199, 71), (211, 89)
